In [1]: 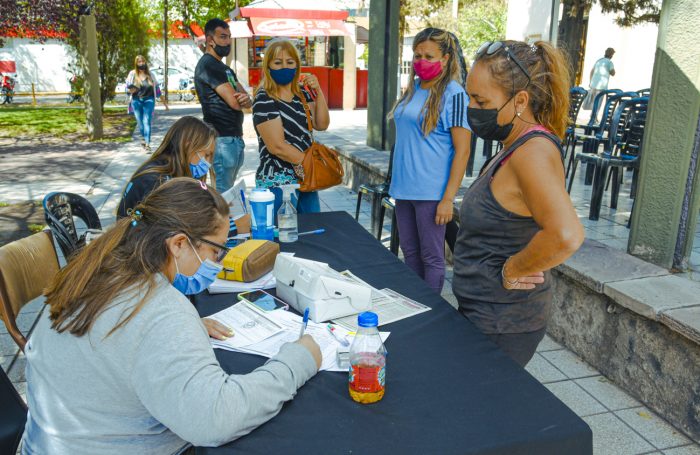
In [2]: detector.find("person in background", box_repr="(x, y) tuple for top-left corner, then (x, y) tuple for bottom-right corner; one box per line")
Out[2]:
(253, 39), (330, 215)
(388, 27), (471, 294)
(453, 40), (585, 367)
(582, 47), (616, 110)
(126, 55), (169, 151)
(21, 178), (321, 454)
(195, 18), (252, 194)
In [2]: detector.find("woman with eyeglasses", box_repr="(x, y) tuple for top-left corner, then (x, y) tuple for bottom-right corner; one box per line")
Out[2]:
(452, 40), (584, 367)
(21, 178), (322, 453)
(388, 28), (472, 294)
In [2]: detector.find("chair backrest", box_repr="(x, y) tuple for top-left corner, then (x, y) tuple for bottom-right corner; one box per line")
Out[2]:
(568, 86), (588, 123)
(589, 89), (623, 126)
(385, 144), (396, 184)
(0, 230), (60, 351)
(595, 91), (638, 137)
(606, 97), (649, 157)
(0, 366), (26, 455)
(637, 88), (651, 97)
(43, 192), (102, 259)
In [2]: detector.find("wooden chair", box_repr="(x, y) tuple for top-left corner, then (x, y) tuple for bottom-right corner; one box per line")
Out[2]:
(0, 230), (60, 351)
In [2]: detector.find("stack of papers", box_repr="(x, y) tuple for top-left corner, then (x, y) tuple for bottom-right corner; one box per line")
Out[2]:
(208, 271), (276, 294)
(208, 301), (389, 372)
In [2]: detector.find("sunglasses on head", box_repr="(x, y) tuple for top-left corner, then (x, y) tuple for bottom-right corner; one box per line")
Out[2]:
(475, 41), (531, 88)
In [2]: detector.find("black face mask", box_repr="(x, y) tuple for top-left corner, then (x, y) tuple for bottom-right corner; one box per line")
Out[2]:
(467, 95), (517, 142)
(213, 43), (231, 58)
(137, 64), (147, 70)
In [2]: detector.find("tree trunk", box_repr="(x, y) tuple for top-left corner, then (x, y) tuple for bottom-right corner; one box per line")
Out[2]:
(557, 1), (588, 86)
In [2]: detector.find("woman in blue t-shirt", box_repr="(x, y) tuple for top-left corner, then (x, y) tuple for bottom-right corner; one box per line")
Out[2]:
(389, 28), (472, 294)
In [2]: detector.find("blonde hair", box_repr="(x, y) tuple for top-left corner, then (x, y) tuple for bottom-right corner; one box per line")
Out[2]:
(132, 55), (152, 87)
(390, 28), (462, 136)
(476, 40), (571, 138)
(256, 40), (304, 101)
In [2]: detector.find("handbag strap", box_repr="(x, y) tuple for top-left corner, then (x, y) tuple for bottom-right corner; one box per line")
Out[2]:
(299, 96), (315, 141)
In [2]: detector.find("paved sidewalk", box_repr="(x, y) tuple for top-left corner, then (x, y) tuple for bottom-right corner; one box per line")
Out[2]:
(1, 107), (698, 454)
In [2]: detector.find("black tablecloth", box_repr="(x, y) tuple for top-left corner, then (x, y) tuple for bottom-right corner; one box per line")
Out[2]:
(194, 212), (592, 455)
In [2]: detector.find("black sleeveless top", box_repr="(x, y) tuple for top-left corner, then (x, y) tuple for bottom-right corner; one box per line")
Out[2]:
(451, 129), (564, 334)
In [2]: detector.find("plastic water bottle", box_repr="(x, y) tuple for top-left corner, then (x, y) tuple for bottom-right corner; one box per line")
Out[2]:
(278, 184), (299, 243)
(249, 188), (275, 241)
(348, 312), (387, 404)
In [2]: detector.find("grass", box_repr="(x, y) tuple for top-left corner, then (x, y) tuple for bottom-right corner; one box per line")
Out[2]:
(0, 107), (135, 142)
(28, 224), (45, 234)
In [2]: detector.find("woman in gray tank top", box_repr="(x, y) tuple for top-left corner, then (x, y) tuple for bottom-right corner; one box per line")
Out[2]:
(452, 40), (584, 367)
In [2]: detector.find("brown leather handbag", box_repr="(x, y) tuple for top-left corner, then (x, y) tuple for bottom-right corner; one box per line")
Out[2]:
(298, 99), (344, 192)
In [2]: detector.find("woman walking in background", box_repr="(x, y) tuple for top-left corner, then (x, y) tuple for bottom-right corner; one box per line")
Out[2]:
(126, 55), (169, 151)
(389, 27), (471, 294)
(452, 40), (584, 367)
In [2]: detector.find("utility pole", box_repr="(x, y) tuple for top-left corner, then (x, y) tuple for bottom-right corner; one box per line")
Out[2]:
(79, 12), (103, 140)
(163, 0), (169, 101)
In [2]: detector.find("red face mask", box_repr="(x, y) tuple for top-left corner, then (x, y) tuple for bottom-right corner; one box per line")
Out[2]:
(413, 59), (443, 81)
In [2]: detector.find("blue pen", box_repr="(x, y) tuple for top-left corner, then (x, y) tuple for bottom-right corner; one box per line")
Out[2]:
(299, 307), (310, 339)
(297, 228), (325, 237)
(239, 189), (247, 214)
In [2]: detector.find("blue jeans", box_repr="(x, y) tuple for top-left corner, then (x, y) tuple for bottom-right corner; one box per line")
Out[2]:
(270, 187), (320, 224)
(131, 97), (155, 145)
(214, 136), (245, 193)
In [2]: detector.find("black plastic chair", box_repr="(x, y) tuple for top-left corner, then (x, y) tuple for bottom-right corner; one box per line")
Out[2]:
(566, 91), (637, 187)
(570, 97), (649, 220)
(637, 88), (651, 98)
(562, 87), (588, 158)
(43, 192), (102, 259)
(565, 89), (622, 178)
(378, 197), (399, 256)
(0, 365), (26, 454)
(354, 145), (394, 238)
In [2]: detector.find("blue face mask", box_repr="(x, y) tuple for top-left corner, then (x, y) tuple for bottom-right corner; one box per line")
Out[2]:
(172, 238), (223, 295)
(269, 67), (296, 86)
(189, 154), (211, 179)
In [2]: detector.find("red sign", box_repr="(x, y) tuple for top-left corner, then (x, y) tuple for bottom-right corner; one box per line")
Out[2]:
(250, 17), (351, 37)
(0, 61), (16, 73)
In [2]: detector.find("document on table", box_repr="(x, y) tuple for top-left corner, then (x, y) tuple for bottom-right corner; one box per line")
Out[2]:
(210, 305), (389, 372)
(206, 301), (283, 349)
(332, 287), (431, 331)
(208, 271), (276, 294)
(340, 270), (395, 306)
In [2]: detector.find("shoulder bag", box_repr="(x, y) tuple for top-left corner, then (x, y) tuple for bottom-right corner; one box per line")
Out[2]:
(297, 98), (344, 192)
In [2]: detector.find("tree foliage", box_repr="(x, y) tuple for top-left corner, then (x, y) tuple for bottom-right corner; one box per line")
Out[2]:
(1, 0), (150, 106)
(564, 0), (661, 26)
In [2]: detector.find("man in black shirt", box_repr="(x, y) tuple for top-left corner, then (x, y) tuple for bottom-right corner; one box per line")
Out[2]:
(195, 18), (252, 193)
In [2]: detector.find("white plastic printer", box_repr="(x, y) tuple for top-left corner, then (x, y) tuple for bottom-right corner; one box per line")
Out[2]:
(273, 255), (372, 322)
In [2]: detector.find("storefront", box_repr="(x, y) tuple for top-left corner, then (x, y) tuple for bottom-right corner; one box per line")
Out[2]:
(229, 2), (367, 109)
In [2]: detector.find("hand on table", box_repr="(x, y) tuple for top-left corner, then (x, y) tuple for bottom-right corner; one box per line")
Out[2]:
(203, 317), (234, 340)
(296, 334), (322, 370)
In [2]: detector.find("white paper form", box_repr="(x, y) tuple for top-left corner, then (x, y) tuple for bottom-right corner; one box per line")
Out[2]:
(208, 271), (276, 294)
(340, 270), (394, 306)
(207, 302), (283, 349)
(220, 179), (247, 217)
(332, 287), (431, 331)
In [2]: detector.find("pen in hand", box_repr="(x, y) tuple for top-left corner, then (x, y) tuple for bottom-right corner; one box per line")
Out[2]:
(299, 307), (310, 339)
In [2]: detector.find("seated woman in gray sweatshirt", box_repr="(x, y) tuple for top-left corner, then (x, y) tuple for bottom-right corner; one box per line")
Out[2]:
(21, 177), (321, 454)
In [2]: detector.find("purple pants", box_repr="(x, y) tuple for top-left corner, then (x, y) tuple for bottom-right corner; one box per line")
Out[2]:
(395, 199), (446, 294)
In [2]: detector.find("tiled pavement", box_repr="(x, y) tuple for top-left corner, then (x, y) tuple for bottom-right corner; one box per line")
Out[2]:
(1, 107), (698, 454)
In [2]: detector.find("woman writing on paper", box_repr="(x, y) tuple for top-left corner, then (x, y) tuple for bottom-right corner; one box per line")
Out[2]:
(22, 178), (321, 453)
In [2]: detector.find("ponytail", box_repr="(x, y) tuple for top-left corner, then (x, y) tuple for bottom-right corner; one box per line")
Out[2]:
(475, 40), (572, 138)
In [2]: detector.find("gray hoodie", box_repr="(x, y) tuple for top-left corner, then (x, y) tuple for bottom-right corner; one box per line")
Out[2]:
(21, 274), (317, 454)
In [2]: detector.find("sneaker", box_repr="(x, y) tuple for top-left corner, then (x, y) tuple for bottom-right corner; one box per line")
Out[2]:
(144, 144), (151, 153)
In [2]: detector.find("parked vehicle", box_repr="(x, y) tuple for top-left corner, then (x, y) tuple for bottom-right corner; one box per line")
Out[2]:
(151, 66), (191, 94)
(179, 77), (196, 102)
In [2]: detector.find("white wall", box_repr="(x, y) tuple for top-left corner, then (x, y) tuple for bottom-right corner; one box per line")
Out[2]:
(0, 38), (202, 93)
(580, 4), (657, 92)
(506, 0), (558, 43)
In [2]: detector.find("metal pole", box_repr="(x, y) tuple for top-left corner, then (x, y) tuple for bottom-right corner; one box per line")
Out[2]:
(163, 0), (169, 101)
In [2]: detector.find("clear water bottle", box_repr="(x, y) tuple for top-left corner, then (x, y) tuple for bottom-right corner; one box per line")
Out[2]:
(278, 184), (299, 243)
(348, 312), (387, 404)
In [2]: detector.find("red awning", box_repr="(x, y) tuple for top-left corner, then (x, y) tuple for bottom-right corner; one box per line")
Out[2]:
(250, 17), (352, 37)
(240, 7), (348, 20)
(0, 61), (16, 73)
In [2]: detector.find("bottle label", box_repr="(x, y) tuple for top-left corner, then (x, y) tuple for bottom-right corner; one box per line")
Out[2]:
(349, 365), (385, 393)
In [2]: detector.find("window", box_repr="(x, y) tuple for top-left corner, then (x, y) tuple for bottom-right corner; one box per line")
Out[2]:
(401, 60), (412, 75)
